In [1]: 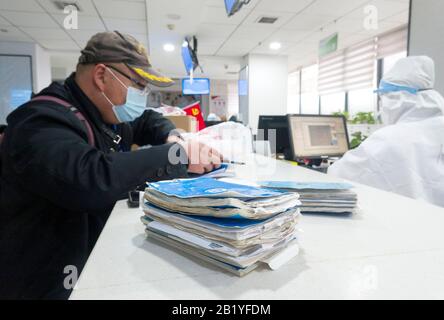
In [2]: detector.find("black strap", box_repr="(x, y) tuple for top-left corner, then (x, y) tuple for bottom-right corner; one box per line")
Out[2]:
(100, 124), (122, 145)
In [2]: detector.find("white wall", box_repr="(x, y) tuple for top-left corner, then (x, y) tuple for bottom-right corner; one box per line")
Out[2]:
(50, 53), (78, 80)
(409, 0), (444, 94)
(210, 79), (239, 119)
(246, 54), (288, 132)
(0, 41), (51, 93)
(34, 44), (51, 92)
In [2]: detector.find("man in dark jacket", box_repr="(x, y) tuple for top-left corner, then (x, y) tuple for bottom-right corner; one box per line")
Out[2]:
(0, 31), (221, 299)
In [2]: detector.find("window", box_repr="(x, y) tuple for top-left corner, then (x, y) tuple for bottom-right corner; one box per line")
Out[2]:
(300, 64), (319, 114)
(348, 88), (376, 116)
(320, 92), (346, 114)
(318, 39), (376, 96)
(0, 55), (33, 124)
(287, 71), (300, 114)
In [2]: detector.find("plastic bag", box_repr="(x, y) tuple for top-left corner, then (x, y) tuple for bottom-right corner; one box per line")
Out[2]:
(183, 122), (253, 163)
(150, 104), (186, 116)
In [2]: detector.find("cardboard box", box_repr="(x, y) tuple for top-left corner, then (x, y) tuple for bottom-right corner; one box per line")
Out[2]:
(165, 115), (198, 133)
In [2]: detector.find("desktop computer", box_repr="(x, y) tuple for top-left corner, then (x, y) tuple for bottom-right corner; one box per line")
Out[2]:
(257, 115), (292, 159)
(287, 114), (350, 162)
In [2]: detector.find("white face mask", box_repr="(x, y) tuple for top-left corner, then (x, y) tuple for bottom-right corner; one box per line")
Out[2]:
(102, 67), (150, 123)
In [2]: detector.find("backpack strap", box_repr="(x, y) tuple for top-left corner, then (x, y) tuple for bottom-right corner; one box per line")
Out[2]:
(32, 95), (95, 147)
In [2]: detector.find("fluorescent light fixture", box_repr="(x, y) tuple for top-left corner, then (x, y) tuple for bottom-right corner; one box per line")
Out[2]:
(163, 43), (175, 52)
(269, 42), (281, 50)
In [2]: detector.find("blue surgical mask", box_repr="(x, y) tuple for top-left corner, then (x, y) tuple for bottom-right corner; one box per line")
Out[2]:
(102, 68), (149, 123)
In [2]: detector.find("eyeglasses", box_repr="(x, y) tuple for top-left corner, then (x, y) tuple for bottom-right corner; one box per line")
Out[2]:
(104, 64), (149, 93)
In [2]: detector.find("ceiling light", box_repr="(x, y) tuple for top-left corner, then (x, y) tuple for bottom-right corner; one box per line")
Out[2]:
(163, 43), (175, 52)
(269, 42), (281, 50)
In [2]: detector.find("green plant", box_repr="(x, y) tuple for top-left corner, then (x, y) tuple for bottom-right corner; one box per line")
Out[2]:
(350, 112), (376, 124)
(332, 111), (350, 121)
(332, 111), (377, 124)
(350, 131), (368, 149)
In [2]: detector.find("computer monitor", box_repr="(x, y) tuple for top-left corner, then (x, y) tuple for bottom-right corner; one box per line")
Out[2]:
(287, 115), (350, 159)
(257, 115), (290, 157)
(182, 78), (210, 95)
(225, 0), (248, 17)
(181, 37), (199, 75)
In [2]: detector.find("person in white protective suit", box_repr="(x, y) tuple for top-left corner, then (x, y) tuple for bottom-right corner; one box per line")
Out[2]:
(328, 56), (444, 207)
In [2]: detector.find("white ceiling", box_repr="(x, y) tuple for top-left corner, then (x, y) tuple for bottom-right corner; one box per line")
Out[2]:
(0, 0), (409, 79)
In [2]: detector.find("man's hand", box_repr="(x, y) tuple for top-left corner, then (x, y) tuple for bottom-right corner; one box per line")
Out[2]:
(166, 135), (183, 144)
(177, 139), (223, 174)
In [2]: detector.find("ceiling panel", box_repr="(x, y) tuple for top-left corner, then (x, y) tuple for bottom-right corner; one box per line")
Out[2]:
(93, 0), (146, 20)
(383, 9), (409, 23)
(0, 0), (45, 12)
(197, 44), (221, 55)
(39, 38), (80, 50)
(203, 0), (226, 7)
(228, 25), (276, 42)
(195, 23), (237, 38)
(284, 42), (319, 55)
(302, 0), (369, 16)
(0, 25), (32, 41)
(0, 11), (59, 28)
(200, 5), (251, 25)
(0, 15), (12, 26)
(66, 28), (106, 42)
(328, 18), (367, 34)
(217, 38), (258, 55)
(51, 14), (106, 30)
(256, 0), (316, 14)
(36, 0), (99, 16)
(284, 14), (335, 31)
(20, 27), (68, 40)
(346, 0), (410, 21)
(104, 18), (147, 34)
(269, 29), (312, 43)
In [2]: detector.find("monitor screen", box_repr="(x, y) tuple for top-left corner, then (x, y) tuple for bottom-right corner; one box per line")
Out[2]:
(181, 43), (195, 74)
(238, 79), (248, 96)
(182, 78), (210, 95)
(257, 115), (290, 155)
(224, 0), (238, 16)
(287, 115), (349, 159)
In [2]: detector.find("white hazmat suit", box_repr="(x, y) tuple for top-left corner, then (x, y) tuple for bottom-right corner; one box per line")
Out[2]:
(328, 56), (444, 207)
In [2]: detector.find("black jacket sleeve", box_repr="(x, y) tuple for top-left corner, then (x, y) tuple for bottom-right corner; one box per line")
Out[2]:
(129, 110), (177, 146)
(6, 105), (188, 213)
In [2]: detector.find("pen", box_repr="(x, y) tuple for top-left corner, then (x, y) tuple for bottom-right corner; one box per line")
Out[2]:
(222, 161), (246, 165)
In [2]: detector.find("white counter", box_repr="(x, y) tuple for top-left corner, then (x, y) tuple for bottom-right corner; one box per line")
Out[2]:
(70, 155), (444, 300)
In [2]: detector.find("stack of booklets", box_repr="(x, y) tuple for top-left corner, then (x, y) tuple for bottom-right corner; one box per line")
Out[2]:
(259, 181), (358, 214)
(141, 178), (301, 276)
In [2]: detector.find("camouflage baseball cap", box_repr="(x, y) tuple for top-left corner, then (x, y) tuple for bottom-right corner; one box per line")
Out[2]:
(78, 31), (174, 87)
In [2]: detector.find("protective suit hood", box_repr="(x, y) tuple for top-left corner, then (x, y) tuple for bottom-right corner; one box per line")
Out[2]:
(379, 56), (444, 125)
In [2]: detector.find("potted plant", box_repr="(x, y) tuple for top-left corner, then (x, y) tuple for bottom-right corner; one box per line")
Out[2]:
(333, 111), (382, 148)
